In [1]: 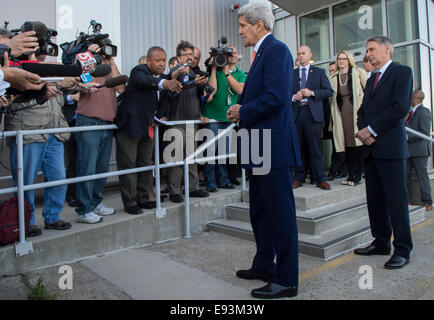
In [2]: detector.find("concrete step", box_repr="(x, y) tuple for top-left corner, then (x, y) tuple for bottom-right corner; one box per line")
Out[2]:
(226, 196), (369, 235)
(208, 205), (426, 261)
(242, 177), (367, 211)
(0, 188), (243, 276)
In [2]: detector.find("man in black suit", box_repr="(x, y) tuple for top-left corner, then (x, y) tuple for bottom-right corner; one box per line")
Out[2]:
(292, 45), (333, 190)
(115, 46), (182, 215)
(406, 90), (432, 212)
(354, 36), (413, 269)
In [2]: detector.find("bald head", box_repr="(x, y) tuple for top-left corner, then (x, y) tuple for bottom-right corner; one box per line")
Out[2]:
(297, 45), (312, 67)
(412, 90), (425, 107)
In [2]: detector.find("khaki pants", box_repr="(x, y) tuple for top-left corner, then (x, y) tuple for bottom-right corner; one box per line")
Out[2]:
(115, 130), (154, 209)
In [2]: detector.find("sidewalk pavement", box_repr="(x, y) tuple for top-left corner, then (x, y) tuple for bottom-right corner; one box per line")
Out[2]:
(1, 213), (433, 300)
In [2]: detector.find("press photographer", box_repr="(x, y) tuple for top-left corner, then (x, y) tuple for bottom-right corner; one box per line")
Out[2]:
(4, 21), (73, 238)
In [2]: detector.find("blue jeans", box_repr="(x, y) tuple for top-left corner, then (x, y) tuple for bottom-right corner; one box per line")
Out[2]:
(75, 114), (113, 215)
(9, 134), (66, 226)
(203, 122), (232, 188)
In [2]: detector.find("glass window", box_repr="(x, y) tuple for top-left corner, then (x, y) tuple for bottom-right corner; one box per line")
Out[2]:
(333, 0), (383, 54)
(387, 0), (419, 44)
(429, 0), (434, 45)
(393, 44), (420, 90)
(300, 9), (330, 61)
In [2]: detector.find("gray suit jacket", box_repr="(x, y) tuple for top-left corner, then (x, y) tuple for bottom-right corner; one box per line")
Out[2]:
(407, 105), (431, 157)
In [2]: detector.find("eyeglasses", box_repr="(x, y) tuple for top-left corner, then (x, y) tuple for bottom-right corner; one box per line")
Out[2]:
(179, 52), (194, 57)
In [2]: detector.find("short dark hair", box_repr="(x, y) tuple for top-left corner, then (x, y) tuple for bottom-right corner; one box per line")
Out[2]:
(176, 40), (194, 57)
(169, 56), (178, 66)
(147, 46), (166, 59)
(363, 55), (369, 63)
(329, 62), (336, 66)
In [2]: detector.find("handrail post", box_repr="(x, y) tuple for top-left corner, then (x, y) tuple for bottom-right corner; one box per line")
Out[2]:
(184, 160), (191, 238)
(15, 131), (33, 257)
(154, 124), (166, 220)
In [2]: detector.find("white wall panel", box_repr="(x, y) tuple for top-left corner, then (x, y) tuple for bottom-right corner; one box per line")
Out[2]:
(120, 0), (173, 75)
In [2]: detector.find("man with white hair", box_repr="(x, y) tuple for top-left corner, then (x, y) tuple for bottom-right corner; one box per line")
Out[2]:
(354, 36), (414, 270)
(227, 2), (301, 299)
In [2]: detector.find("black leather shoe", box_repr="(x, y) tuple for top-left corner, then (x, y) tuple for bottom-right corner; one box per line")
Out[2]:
(125, 206), (144, 215)
(327, 173), (335, 181)
(139, 201), (157, 209)
(27, 225), (42, 237)
(236, 269), (272, 282)
(251, 283), (298, 299)
(354, 244), (391, 256)
(169, 194), (184, 203)
(190, 190), (209, 198)
(384, 255), (409, 270)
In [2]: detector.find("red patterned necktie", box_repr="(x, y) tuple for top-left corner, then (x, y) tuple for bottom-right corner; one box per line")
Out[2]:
(372, 72), (381, 94)
(406, 110), (414, 127)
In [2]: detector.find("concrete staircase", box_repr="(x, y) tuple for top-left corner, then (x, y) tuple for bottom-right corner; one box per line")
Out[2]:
(207, 179), (427, 261)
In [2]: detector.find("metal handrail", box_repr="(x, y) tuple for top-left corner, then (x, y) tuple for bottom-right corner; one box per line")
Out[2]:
(406, 127), (434, 143)
(1, 119), (246, 257)
(183, 123), (238, 238)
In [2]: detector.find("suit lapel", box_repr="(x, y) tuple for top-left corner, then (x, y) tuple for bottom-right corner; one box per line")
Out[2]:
(371, 63), (394, 97)
(240, 34), (274, 103)
(306, 67), (315, 89)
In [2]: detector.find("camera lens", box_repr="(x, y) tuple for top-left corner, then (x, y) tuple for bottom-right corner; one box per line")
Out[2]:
(215, 54), (228, 68)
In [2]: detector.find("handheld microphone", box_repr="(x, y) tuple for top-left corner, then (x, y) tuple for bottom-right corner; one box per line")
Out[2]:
(96, 75), (128, 89)
(20, 63), (112, 78)
(76, 51), (97, 73)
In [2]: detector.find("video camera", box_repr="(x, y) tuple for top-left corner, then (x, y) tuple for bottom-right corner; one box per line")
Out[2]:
(205, 37), (234, 72)
(60, 20), (117, 65)
(10, 21), (59, 60)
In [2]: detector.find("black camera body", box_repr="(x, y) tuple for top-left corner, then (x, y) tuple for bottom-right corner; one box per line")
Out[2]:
(0, 43), (11, 67)
(207, 37), (234, 70)
(11, 21), (59, 60)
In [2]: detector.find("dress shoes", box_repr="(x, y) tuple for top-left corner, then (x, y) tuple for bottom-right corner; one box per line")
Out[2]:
(316, 181), (331, 190)
(327, 173), (335, 181)
(354, 244), (391, 256)
(125, 206), (144, 215)
(251, 283), (298, 299)
(236, 269), (272, 282)
(292, 180), (303, 189)
(384, 255), (409, 270)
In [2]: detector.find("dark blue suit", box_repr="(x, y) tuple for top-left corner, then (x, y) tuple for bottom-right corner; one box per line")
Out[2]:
(357, 61), (413, 259)
(292, 66), (333, 183)
(238, 34), (301, 287)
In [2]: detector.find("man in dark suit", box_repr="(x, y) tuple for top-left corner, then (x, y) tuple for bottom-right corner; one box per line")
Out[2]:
(227, 2), (301, 299)
(115, 46), (182, 215)
(292, 46), (333, 190)
(354, 36), (413, 269)
(406, 90), (432, 212)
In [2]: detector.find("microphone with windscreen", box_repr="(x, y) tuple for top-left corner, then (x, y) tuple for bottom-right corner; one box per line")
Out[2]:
(20, 63), (112, 78)
(96, 75), (129, 88)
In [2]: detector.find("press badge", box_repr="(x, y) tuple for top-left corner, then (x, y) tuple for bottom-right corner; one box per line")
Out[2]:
(227, 94), (232, 106)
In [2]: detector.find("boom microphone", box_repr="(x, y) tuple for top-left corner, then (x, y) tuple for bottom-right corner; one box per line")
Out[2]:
(20, 63), (112, 78)
(97, 75), (128, 88)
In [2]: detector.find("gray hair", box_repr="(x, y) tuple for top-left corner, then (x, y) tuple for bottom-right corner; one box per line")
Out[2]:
(238, 2), (275, 32)
(366, 35), (395, 56)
